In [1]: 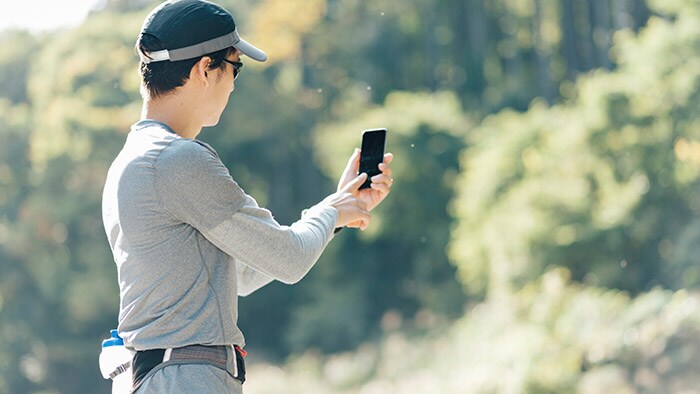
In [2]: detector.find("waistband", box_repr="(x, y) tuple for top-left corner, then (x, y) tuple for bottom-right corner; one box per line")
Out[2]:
(132, 344), (246, 393)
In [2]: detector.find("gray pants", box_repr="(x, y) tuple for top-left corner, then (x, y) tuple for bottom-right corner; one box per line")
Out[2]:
(134, 364), (243, 394)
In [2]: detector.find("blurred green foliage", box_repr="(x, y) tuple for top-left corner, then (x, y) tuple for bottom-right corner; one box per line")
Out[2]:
(244, 269), (700, 393)
(450, 0), (700, 296)
(1, 0), (699, 392)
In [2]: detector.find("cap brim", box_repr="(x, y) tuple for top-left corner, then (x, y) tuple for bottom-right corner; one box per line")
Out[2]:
(234, 38), (267, 62)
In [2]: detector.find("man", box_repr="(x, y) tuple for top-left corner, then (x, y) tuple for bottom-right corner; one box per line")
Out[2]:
(101, 0), (394, 393)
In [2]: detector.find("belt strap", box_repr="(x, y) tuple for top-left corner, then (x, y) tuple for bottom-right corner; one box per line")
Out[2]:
(131, 345), (245, 393)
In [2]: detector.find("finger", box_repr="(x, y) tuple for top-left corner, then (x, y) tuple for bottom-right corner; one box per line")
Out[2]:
(360, 207), (371, 229)
(346, 218), (368, 227)
(360, 216), (370, 231)
(346, 221), (362, 229)
(358, 212), (371, 230)
(341, 172), (368, 193)
(378, 163), (393, 178)
(370, 182), (390, 194)
(346, 209), (370, 229)
(347, 219), (369, 231)
(383, 152), (393, 164)
(371, 173), (393, 186)
(377, 167), (391, 180)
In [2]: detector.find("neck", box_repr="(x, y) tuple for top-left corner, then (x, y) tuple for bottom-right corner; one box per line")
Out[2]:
(141, 92), (202, 139)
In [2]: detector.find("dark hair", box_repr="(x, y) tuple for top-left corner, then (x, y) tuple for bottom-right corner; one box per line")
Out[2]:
(136, 33), (233, 99)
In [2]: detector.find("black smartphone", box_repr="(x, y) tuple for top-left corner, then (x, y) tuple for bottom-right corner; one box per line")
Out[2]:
(358, 128), (387, 189)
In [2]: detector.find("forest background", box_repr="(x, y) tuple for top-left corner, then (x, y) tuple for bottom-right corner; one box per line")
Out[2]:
(1, 0), (699, 392)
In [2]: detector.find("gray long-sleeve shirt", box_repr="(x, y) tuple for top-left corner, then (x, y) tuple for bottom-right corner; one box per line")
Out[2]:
(102, 120), (338, 351)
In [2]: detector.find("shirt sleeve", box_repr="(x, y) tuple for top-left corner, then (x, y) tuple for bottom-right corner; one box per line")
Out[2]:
(154, 139), (338, 292)
(236, 261), (274, 297)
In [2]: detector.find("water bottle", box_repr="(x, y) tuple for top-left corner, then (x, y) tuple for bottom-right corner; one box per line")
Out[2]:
(99, 329), (134, 394)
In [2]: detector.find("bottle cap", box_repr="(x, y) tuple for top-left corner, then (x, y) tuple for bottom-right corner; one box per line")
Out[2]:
(101, 329), (124, 348)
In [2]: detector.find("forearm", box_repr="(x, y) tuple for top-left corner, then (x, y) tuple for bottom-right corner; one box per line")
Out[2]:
(205, 201), (338, 284)
(236, 203), (336, 295)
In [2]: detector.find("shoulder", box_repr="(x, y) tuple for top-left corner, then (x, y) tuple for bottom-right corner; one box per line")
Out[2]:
(155, 138), (225, 175)
(154, 138), (246, 197)
(153, 138), (248, 215)
(159, 138), (218, 163)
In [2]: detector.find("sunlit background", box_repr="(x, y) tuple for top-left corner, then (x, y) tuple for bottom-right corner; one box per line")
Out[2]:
(1, 0), (699, 393)
(0, 0), (100, 32)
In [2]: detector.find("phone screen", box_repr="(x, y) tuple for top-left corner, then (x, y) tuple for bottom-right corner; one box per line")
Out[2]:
(358, 128), (386, 189)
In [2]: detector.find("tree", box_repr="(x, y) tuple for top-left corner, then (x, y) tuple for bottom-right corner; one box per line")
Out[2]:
(2, 11), (146, 393)
(450, 0), (700, 296)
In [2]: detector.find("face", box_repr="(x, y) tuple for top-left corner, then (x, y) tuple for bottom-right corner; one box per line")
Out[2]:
(202, 50), (241, 127)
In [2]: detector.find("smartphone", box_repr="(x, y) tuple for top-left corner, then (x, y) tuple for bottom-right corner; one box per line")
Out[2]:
(358, 128), (387, 189)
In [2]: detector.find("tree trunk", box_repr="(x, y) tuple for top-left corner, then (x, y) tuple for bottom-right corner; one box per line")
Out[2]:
(590, 1), (613, 69)
(533, 0), (554, 102)
(561, 0), (581, 79)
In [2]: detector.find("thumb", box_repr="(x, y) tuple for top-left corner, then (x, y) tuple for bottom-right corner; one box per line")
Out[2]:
(340, 172), (368, 194)
(338, 148), (362, 191)
(346, 148), (360, 169)
(350, 148), (361, 173)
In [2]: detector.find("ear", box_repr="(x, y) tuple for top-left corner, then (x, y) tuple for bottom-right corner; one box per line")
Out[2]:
(190, 56), (212, 88)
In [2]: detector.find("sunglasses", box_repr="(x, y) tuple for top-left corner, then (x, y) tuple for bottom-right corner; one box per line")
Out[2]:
(222, 59), (243, 80)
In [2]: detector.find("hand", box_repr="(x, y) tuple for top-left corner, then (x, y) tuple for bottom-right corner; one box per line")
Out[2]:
(325, 173), (371, 230)
(337, 149), (394, 212)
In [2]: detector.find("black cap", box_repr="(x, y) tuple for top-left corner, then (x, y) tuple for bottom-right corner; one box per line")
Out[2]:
(138, 0), (267, 63)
